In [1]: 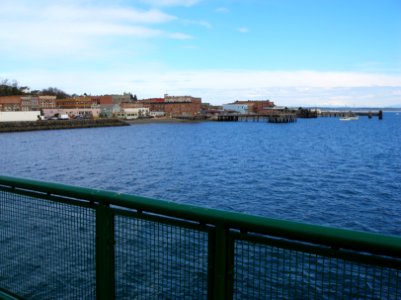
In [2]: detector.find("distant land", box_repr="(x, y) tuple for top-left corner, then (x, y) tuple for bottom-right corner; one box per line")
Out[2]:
(309, 106), (401, 112)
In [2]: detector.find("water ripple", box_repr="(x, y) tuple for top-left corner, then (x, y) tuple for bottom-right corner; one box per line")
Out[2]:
(1, 113), (400, 235)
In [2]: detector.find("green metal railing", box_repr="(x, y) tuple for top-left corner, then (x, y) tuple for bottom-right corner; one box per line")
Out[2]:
(0, 175), (400, 299)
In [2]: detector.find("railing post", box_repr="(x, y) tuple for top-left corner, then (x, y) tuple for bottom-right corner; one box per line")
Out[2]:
(96, 203), (115, 300)
(209, 224), (234, 300)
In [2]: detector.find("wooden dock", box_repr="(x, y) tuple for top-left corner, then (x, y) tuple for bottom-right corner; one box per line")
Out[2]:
(216, 113), (297, 123)
(320, 110), (383, 120)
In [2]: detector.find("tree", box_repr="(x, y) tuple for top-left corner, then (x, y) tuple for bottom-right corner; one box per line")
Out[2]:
(0, 79), (29, 96)
(0, 79), (71, 98)
(40, 87), (70, 99)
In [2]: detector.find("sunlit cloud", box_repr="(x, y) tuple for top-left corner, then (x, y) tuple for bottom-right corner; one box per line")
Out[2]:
(7, 69), (401, 107)
(0, 1), (189, 59)
(42, 5), (176, 24)
(139, 0), (201, 7)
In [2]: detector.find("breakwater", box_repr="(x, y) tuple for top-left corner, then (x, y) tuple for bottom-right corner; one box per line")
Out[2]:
(0, 118), (129, 133)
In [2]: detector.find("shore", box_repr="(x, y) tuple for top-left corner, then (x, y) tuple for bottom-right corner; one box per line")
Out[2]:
(0, 119), (129, 133)
(0, 117), (210, 133)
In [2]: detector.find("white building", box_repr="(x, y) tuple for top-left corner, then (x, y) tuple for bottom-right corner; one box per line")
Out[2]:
(222, 104), (249, 114)
(0, 111), (41, 122)
(149, 111), (165, 118)
(114, 107), (150, 119)
(42, 108), (101, 119)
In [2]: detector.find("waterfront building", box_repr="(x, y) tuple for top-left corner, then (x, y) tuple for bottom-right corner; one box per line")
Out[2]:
(21, 96), (39, 111)
(223, 100), (275, 115)
(55, 95), (112, 109)
(38, 95), (57, 109)
(163, 100), (201, 117)
(139, 94), (202, 117)
(3, 95), (58, 111)
(149, 111), (165, 118)
(114, 107), (150, 119)
(56, 96), (94, 109)
(99, 104), (121, 118)
(0, 96), (22, 111)
(234, 100), (275, 114)
(42, 108), (101, 119)
(110, 93), (134, 105)
(164, 94), (202, 103)
(222, 104), (249, 114)
(120, 102), (147, 109)
(90, 95), (113, 106)
(0, 111), (40, 122)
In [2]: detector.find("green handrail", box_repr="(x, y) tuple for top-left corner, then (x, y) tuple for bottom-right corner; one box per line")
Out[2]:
(1, 175), (400, 258)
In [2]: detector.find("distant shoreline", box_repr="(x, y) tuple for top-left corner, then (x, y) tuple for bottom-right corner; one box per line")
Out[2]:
(0, 119), (128, 133)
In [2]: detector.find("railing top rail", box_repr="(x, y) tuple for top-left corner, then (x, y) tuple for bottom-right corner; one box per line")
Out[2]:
(1, 175), (401, 258)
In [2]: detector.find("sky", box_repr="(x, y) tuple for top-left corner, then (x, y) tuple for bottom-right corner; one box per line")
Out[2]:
(1, 0), (401, 107)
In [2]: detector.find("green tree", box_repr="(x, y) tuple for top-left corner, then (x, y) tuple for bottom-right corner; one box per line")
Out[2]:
(40, 87), (70, 99)
(0, 79), (29, 96)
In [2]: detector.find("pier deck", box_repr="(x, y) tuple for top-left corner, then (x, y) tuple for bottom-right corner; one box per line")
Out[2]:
(320, 110), (383, 119)
(217, 113), (297, 123)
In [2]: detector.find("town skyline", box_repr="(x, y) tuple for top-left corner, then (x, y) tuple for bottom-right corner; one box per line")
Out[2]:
(1, 0), (401, 107)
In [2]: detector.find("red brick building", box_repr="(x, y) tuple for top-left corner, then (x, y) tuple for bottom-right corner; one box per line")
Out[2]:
(233, 100), (275, 114)
(38, 96), (57, 109)
(0, 96), (22, 111)
(121, 102), (147, 109)
(56, 96), (93, 109)
(139, 95), (201, 117)
(91, 95), (113, 106)
(56, 95), (113, 109)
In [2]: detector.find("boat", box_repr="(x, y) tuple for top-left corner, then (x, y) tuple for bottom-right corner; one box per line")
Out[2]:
(340, 116), (359, 121)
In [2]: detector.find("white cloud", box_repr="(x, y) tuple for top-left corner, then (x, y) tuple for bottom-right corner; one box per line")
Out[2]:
(139, 0), (201, 7)
(0, 1), (189, 58)
(168, 32), (194, 39)
(42, 5), (176, 24)
(7, 69), (401, 107)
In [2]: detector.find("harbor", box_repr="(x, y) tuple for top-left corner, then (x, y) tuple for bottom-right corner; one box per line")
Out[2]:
(1, 112), (401, 299)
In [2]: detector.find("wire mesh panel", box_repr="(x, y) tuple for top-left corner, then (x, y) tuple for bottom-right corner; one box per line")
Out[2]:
(0, 190), (96, 299)
(115, 213), (209, 299)
(233, 237), (401, 300)
(1, 176), (401, 300)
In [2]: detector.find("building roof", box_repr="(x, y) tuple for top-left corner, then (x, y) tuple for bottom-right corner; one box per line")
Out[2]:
(0, 96), (22, 104)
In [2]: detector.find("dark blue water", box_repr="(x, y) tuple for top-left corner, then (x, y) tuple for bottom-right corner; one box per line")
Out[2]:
(1, 113), (401, 235)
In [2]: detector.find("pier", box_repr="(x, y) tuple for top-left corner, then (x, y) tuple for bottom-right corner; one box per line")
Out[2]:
(320, 110), (383, 120)
(217, 113), (297, 123)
